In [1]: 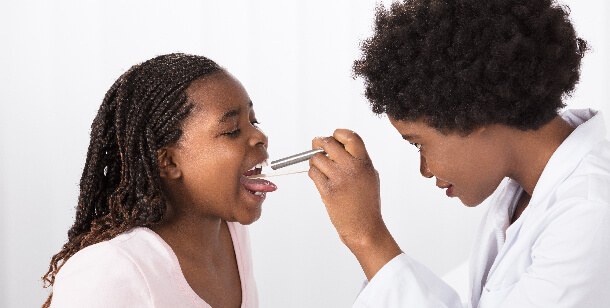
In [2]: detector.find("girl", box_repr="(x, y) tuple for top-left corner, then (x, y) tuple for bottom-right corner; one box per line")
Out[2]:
(308, 0), (610, 307)
(42, 53), (276, 307)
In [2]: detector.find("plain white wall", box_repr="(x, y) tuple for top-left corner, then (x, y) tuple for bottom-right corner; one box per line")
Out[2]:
(0, 1), (607, 307)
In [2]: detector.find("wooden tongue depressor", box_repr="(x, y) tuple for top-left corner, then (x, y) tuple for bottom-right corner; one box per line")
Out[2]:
(247, 167), (310, 179)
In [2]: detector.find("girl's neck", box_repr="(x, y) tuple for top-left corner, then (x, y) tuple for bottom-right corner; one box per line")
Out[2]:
(150, 204), (242, 305)
(150, 207), (228, 262)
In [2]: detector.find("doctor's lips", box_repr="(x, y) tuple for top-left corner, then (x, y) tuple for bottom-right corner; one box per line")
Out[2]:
(438, 184), (455, 197)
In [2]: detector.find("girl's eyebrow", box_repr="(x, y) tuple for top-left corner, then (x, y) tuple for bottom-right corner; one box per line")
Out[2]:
(218, 108), (241, 123)
(217, 101), (254, 123)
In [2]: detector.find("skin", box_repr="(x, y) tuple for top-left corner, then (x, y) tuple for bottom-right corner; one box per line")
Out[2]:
(309, 115), (575, 280)
(151, 71), (270, 308)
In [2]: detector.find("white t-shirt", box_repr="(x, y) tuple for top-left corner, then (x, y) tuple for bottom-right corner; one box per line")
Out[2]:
(354, 109), (610, 307)
(51, 222), (258, 308)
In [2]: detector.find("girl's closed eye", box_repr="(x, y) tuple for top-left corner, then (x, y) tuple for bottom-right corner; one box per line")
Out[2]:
(222, 127), (241, 138)
(221, 120), (260, 137)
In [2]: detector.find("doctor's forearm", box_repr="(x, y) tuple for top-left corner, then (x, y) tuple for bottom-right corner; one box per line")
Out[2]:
(344, 225), (402, 281)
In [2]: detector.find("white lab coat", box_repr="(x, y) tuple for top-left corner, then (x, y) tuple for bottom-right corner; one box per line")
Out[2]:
(353, 109), (610, 307)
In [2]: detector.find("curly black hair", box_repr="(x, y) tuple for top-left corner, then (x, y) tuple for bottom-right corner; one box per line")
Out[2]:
(353, 0), (588, 133)
(41, 53), (222, 307)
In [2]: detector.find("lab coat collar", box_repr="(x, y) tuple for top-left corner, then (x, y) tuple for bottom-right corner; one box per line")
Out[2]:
(470, 109), (606, 307)
(490, 109), (606, 280)
(499, 109), (607, 267)
(526, 109), (605, 214)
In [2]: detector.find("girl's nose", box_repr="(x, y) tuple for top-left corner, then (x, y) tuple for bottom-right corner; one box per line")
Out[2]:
(420, 154), (434, 178)
(250, 125), (268, 148)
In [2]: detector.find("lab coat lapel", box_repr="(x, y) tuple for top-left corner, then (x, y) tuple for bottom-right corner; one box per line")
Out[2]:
(518, 109), (605, 237)
(469, 178), (520, 307)
(473, 109), (606, 307)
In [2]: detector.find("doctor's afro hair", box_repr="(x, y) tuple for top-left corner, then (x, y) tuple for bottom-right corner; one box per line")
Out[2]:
(353, 0), (588, 133)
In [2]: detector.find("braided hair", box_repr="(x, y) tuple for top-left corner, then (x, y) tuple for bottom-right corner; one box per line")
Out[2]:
(41, 53), (222, 307)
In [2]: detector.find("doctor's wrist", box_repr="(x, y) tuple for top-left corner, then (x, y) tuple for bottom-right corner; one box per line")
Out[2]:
(345, 227), (402, 281)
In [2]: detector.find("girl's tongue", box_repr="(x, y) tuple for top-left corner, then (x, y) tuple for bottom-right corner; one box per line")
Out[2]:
(240, 176), (277, 193)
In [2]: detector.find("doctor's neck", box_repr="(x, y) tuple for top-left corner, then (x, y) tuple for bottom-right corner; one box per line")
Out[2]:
(505, 115), (575, 197)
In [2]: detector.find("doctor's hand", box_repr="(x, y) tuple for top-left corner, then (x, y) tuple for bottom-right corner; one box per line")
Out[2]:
(309, 129), (402, 280)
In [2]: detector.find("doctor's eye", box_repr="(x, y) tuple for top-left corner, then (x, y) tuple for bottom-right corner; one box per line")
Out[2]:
(410, 142), (422, 151)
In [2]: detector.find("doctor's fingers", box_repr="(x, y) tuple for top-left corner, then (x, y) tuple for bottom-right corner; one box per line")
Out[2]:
(332, 129), (371, 162)
(308, 164), (331, 195)
(309, 143), (376, 189)
(312, 135), (352, 164)
(308, 149), (337, 180)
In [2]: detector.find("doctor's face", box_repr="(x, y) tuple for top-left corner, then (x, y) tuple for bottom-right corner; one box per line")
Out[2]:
(389, 117), (508, 207)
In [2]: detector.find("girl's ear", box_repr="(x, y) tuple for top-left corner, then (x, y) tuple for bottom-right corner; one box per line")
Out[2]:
(158, 148), (182, 179)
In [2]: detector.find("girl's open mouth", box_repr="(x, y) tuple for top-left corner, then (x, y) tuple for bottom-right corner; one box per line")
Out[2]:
(241, 161), (277, 197)
(241, 177), (277, 197)
(243, 162), (264, 177)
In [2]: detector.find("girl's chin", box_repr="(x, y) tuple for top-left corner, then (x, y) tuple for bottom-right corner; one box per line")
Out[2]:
(234, 209), (262, 225)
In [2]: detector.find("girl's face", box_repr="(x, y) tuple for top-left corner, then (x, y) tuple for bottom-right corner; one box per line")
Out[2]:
(161, 71), (276, 224)
(389, 117), (508, 207)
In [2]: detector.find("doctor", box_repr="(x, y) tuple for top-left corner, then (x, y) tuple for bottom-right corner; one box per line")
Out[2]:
(308, 0), (610, 307)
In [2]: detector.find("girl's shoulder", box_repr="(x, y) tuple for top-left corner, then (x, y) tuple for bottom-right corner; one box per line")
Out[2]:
(50, 227), (165, 307)
(55, 227), (172, 278)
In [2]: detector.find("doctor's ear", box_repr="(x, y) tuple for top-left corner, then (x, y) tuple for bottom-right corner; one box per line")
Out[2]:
(158, 148), (181, 180)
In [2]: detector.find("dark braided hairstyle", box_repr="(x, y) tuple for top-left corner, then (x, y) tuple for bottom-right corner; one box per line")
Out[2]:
(41, 53), (222, 307)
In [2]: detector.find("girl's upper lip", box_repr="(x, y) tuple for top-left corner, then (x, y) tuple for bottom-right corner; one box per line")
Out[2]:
(243, 155), (269, 175)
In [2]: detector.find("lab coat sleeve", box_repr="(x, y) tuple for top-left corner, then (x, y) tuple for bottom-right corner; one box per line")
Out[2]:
(353, 253), (464, 308)
(50, 243), (153, 307)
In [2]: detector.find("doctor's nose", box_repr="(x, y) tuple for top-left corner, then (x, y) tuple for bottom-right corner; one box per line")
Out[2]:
(420, 154), (434, 178)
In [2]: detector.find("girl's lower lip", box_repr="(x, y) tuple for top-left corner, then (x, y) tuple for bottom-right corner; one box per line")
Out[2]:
(446, 185), (454, 197)
(240, 176), (276, 203)
(240, 183), (268, 203)
(245, 190), (267, 202)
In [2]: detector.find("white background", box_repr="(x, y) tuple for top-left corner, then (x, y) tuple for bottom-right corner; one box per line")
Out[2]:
(0, 1), (608, 307)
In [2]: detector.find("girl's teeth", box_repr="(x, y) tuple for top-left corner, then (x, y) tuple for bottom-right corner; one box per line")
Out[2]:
(254, 161), (269, 169)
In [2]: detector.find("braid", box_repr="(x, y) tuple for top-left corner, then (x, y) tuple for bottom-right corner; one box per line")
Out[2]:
(41, 53), (222, 307)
